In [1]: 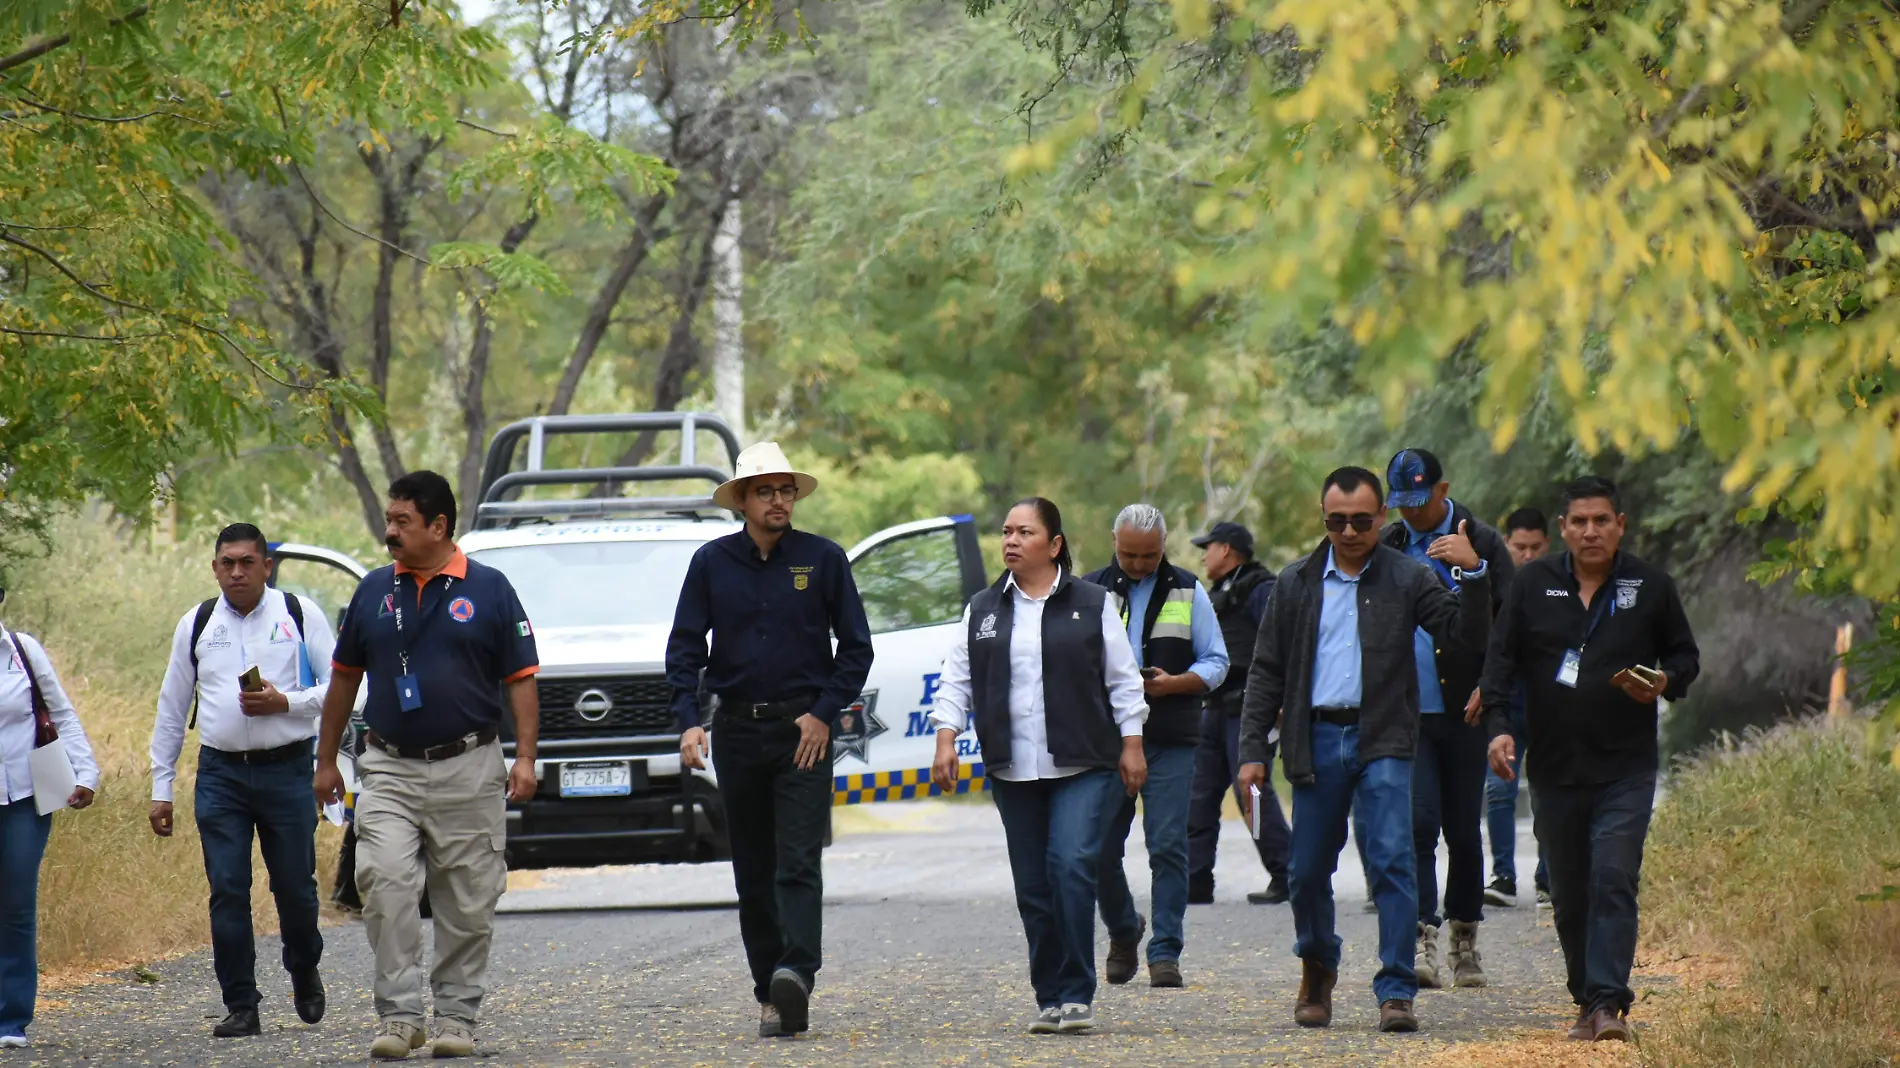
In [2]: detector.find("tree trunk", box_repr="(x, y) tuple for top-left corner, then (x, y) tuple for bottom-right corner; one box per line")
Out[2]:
(547, 191), (671, 417)
(455, 213), (540, 528)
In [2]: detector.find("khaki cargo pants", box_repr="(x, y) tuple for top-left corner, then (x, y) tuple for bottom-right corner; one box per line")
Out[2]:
(355, 738), (508, 1027)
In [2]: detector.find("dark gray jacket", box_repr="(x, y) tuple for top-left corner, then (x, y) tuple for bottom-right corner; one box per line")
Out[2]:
(1238, 539), (1492, 785)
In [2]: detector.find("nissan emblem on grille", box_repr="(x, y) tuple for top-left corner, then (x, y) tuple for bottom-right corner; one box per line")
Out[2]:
(574, 688), (614, 723)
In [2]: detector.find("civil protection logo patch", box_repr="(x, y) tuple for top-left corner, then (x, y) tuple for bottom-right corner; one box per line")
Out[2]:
(794, 573), (809, 591)
(448, 597), (476, 623)
(1615, 585), (1638, 610)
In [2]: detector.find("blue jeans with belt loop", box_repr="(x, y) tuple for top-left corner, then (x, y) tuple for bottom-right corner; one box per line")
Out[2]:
(992, 770), (1123, 1008)
(196, 746), (324, 1012)
(0, 799), (52, 1038)
(1287, 721), (1418, 1005)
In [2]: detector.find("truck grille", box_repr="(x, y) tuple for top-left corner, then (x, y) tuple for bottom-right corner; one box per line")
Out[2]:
(536, 676), (677, 738)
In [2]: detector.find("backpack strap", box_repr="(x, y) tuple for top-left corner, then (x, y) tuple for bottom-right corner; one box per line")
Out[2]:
(7, 633), (57, 747)
(283, 592), (305, 641)
(187, 598), (217, 731)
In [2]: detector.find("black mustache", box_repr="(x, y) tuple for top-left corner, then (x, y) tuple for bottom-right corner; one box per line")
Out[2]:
(384, 536), (403, 549)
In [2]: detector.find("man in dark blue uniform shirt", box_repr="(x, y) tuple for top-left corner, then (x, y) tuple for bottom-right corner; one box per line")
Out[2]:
(314, 471), (539, 1061)
(666, 442), (873, 1039)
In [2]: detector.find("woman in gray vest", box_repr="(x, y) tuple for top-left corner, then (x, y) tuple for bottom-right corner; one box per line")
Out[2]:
(928, 497), (1149, 1035)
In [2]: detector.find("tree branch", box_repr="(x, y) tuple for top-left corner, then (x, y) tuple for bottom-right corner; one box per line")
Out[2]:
(0, 230), (312, 390)
(0, 4), (150, 78)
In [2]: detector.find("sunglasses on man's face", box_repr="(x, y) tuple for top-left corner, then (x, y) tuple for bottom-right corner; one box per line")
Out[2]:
(1324, 513), (1378, 534)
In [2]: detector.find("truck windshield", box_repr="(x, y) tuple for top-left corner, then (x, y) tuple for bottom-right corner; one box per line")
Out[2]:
(468, 540), (704, 628)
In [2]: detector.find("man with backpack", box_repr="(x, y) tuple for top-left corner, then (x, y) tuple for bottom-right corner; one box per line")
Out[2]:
(150, 523), (334, 1039)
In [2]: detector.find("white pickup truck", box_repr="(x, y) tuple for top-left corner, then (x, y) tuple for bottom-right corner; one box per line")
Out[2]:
(269, 413), (988, 869)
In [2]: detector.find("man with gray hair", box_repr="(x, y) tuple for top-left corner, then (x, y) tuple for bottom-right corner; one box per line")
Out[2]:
(1085, 504), (1228, 988)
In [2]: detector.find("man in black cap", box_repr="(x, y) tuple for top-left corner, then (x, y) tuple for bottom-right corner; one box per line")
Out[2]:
(1185, 521), (1288, 906)
(1382, 448), (1514, 990)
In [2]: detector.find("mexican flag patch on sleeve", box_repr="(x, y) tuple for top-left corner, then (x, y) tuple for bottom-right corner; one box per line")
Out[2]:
(517, 621), (533, 637)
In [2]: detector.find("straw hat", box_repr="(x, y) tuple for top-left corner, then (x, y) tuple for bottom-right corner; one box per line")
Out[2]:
(713, 441), (819, 512)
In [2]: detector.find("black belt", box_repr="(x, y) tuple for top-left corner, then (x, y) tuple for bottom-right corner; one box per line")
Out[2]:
(1313, 706), (1360, 726)
(202, 740), (310, 766)
(718, 693), (818, 721)
(365, 727), (498, 762)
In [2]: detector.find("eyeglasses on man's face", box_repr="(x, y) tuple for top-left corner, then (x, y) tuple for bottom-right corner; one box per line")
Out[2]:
(753, 484), (799, 503)
(1323, 513), (1378, 534)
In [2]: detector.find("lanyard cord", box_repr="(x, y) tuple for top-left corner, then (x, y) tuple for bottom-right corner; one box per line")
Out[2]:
(394, 571), (453, 677)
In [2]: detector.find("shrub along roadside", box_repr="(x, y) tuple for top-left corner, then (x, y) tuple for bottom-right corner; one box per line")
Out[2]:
(4, 514), (344, 976)
(1638, 718), (1900, 1066)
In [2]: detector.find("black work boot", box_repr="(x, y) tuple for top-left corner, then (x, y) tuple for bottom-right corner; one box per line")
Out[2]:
(213, 1008), (260, 1038)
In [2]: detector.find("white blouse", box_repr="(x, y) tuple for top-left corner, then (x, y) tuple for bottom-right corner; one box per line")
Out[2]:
(0, 626), (101, 804)
(929, 570), (1147, 782)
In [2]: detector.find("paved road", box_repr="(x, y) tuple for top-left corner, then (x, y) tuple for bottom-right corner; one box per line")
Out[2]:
(28, 800), (1568, 1066)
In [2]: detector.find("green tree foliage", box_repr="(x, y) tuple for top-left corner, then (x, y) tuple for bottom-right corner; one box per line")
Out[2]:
(760, 2), (1333, 559)
(0, 1), (661, 539)
(994, 0), (1900, 595)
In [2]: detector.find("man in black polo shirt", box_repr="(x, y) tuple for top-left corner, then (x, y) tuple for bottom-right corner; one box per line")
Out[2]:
(1481, 476), (1698, 1043)
(314, 471), (540, 1061)
(667, 442), (873, 1039)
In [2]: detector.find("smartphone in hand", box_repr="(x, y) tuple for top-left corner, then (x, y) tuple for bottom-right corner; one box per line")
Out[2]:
(1140, 667), (1162, 680)
(239, 666), (263, 693)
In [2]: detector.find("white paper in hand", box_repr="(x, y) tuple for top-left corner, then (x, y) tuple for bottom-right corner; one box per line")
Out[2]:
(1249, 784), (1263, 841)
(29, 740), (77, 816)
(321, 798), (348, 827)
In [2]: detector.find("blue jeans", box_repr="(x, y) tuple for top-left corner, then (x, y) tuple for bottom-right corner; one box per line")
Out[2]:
(1099, 742), (1196, 962)
(196, 747), (324, 1011)
(1288, 722), (1418, 1004)
(992, 770), (1122, 1008)
(1535, 773), (1656, 1015)
(1484, 712), (1549, 890)
(0, 801), (50, 1038)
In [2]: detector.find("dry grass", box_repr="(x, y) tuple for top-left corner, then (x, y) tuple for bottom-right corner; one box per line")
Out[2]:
(5, 514), (345, 977)
(1633, 717), (1900, 1067)
(1405, 717), (1900, 1068)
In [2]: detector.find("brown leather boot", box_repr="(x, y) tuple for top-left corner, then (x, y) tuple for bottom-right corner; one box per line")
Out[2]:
(1379, 999), (1419, 1033)
(1293, 959), (1336, 1028)
(1566, 1007), (1593, 1040)
(1590, 1008), (1631, 1042)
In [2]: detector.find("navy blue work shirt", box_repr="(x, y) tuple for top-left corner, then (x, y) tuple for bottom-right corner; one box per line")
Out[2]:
(665, 528), (874, 729)
(332, 549), (539, 748)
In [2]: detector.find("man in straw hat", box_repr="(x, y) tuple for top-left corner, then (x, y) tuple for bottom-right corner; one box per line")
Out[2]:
(666, 441), (874, 1039)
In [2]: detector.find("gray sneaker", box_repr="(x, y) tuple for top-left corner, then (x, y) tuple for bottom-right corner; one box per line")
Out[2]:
(1028, 1007), (1061, 1035)
(759, 1003), (783, 1038)
(1056, 1003), (1095, 1033)
(1415, 923), (1445, 989)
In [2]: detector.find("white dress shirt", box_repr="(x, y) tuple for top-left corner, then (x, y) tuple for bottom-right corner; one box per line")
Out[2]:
(0, 626), (101, 804)
(929, 569), (1148, 782)
(150, 588), (335, 802)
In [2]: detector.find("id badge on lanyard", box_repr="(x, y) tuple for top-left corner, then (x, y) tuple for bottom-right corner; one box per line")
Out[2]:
(393, 571), (451, 712)
(1559, 585), (1615, 690)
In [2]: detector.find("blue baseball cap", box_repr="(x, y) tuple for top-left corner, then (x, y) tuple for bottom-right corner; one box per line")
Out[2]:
(1385, 448), (1444, 510)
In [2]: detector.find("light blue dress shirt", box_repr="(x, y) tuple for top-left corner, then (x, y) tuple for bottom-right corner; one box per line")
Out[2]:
(1405, 504), (1458, 714)
(1124, 572), (1229, 690)
(1310, 548), (1363, 709)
